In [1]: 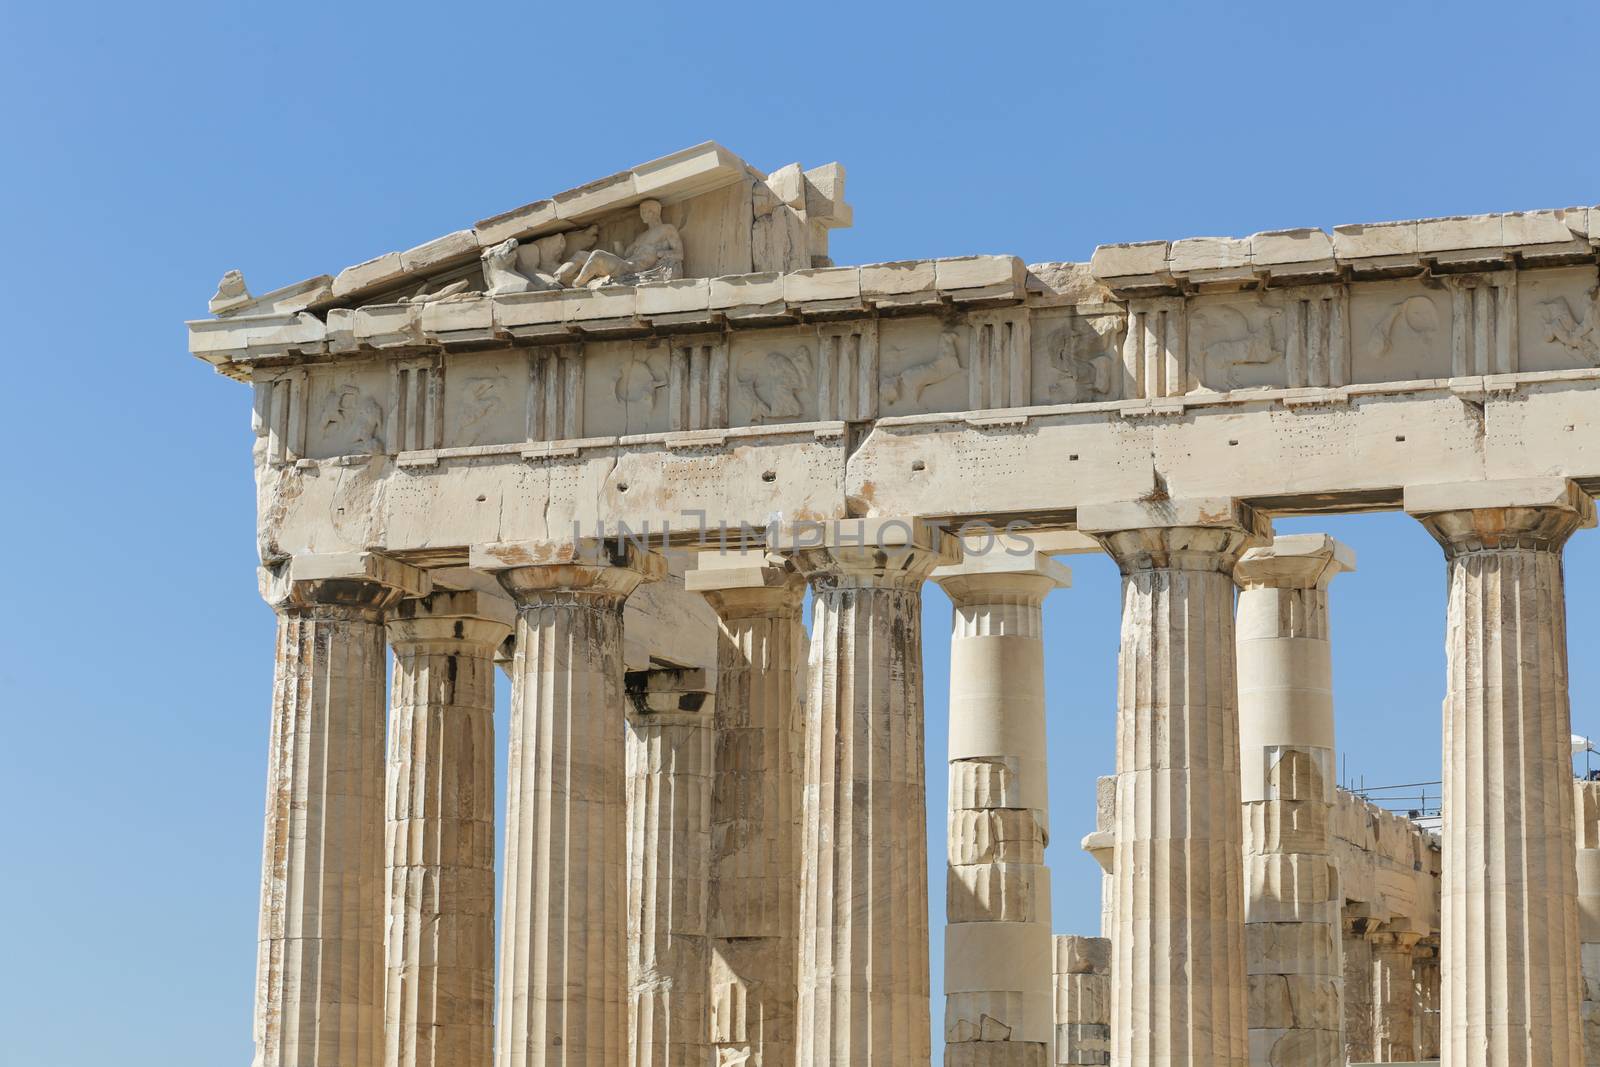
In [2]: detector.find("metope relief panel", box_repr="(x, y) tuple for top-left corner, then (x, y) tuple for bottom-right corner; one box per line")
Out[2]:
(966, 310), (1031, 410)
(728, 328), (818, 427)
(302, 362), (389, 460)
(1444, 272), (1518, 376)
(1123, 297), (1190, 398)
(441, 351), (524, 448)
(1034, 308), (1125, 404)
(594, 340), (668, 439)
(1187, 294), (1285, 393)
(1348, 281), (1450, 385)
(667, 334), (730, 432)
(252, 367), (306, 466)
(1518, 265), (1600, 373)
(816, 321), (878, 421)
(880, 317), (968, 416)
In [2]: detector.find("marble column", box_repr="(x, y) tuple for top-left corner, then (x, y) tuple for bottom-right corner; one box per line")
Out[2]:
(1080, 500), (1263, 1067)
(1234, 535), (1353, 1067)
(1371, 930), (1421, 1062)
(253, 553), (429, 1067)
(1053, 936), (1112, 1067)
(485, 542), (664, 1067)
(1414, 938), (1442, 1062)
(1408, 479), (1592, 1067)
(625, 666), (715, 1067)
(1341, 918), (1376, 1065)
(687, 557), (807, 1067)
(935, 550), (1070, 1066)
(789, 519), (957, 1066)
(383, 590), (511, 1067)
(1575, 781), (1600, 1066)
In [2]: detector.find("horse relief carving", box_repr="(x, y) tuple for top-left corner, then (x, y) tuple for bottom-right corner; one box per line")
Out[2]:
(1193, 304), (1281, 389)
(1539, 288), (1600, 364)
(457, 375), (508, 445)
(1047, 316), (1121, 402)
(737, 348), (811, 423)
(614, 353), (667, 410)
(320, 382), (385, 455)
(1367, 295), (1441, 361)
(882, 331), (964, 406)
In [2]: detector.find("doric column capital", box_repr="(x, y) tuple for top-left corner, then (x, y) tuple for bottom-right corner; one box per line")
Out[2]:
(386, 589), (514, 649)
(1078, 497), (1270, 574)
(685, 552), (806, 618)
(1234, 533), (1356, 590)
(1406, 477), (1595, 556)
(471, 538), (666, 603)
(258, 551), (430, 618)
(776, 517), (960, 590)
(933, 548), (1071, 607)
(1370, 928), (1425, 954)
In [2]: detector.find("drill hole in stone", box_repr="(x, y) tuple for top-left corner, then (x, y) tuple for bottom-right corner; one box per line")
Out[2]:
(761, 470), (776, 482)
(618, 483), (630, 493)
(911, 460), (926, 472)
(1395, 435), (1406, 443)
(476, 494), (486, 502)
(1069, 454), (1078, 461)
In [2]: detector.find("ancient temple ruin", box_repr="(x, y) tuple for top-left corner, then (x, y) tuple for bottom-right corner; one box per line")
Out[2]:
(187, 143), (1600, 1066)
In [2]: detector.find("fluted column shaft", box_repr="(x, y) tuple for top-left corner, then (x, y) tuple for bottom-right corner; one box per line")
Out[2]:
(689, 560), (808, 1067)
(1342, 921), (1375, 1065)
(1573, 781), (1600, 1066)
(935, 553), (1069, 1066)
(626, 666), (715, 1067)
(1414, 939), (1442, 1062)
(493, 547), (662, 1067)
(1091, 520), (1256, 1067)
(1235, 535), (1352, 1067)
(1414, 490), (1590, 1067)
(254, 561), (416, 1067)
(1371, 932), (1421, 1062)
(791, 525), (954, 1067)
(384, 592), (509, 1067)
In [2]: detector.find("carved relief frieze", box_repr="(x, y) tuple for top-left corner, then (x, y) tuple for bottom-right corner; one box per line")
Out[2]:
(882, 327), (965, 408)
(1040, 310), (1124, 404)
(815, 321), (879, 421)
(966, 310), (1030, 410)
(1350, 283), (1449, 384)
(735, 346), (812, 425)
(1523, 266), (1600, 372)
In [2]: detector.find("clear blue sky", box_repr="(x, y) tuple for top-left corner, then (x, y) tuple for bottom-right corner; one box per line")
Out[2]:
(2, 2), (1597, 1064)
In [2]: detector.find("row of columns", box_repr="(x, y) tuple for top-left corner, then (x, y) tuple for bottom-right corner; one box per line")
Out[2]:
(249, 477), (1594, 1067)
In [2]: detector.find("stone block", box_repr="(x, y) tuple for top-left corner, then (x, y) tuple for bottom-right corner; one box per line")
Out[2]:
(1088, 240), (1168, 279)
(1415, 212), (1504, 253)
(332, 251), (406, 298)
(474, 199), (559, 247)
(710, 272), (784, 310)
(861, 259), (936, 297)
(636, 278), (710, 316)
(1170, 235), (1252, 272)
(1332, 219), (1417, 259)
(783, 265), (860, 304)
(1053, 934), (1110, 976)
(1250, 227), (1335, 267)
(399, 229), (479, 274)
(935, 255), (1025, 292)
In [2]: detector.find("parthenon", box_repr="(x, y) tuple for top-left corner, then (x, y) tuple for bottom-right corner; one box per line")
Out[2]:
(187, 142), (1600, 1066)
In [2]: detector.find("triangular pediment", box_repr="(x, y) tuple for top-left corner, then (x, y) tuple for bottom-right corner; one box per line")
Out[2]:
(208, 142), (852, 317)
